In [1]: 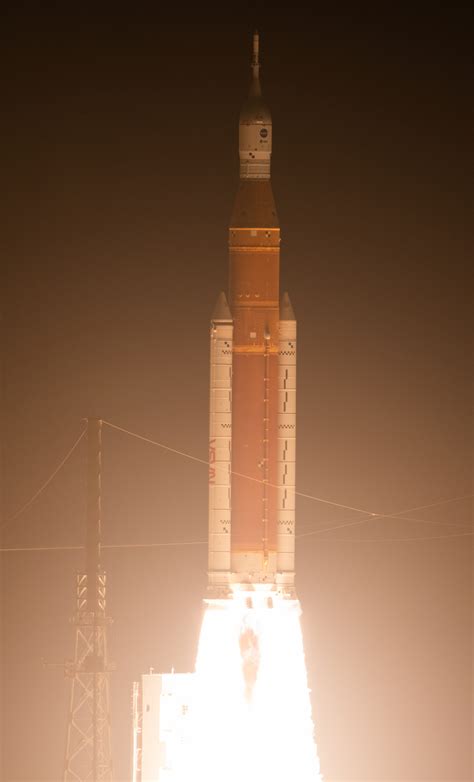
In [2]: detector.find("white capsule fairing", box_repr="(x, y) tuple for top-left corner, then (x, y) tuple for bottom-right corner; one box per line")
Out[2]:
(239, 32), (272, 180)
(276, 293), (297, 594)
(208, 292), (233, 595)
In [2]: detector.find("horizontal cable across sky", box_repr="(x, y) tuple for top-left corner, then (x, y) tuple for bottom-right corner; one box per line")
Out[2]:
(1, 419), (471, 552)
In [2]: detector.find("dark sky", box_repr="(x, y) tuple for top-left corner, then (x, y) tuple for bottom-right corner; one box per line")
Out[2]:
(2, 5), (472, 781)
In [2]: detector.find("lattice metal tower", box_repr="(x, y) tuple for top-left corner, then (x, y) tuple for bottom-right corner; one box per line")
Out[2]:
(64, 418), (113, 781)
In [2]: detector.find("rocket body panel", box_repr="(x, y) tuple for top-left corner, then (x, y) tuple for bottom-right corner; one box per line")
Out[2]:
(229, 177), (280, 584)
(276, 315), (297, 584)
(230, 353), (278, 553)
(230, 181), (279, 228)
(207, 34), (297, 597)
(208, 305), (233, 592)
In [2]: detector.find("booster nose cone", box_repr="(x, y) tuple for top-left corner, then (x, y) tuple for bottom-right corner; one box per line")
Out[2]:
(239, 31), (272, 180)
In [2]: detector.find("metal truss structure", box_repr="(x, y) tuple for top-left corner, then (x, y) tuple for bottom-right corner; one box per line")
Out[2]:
(63, 419), (114, 782)
(64, 572), (114, 781)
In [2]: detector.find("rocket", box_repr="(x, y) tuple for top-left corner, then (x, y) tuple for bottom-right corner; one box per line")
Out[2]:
(208, 33), (297, 598)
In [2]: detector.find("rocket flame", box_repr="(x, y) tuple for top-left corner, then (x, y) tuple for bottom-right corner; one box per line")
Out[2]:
(189, 590), (322, 782)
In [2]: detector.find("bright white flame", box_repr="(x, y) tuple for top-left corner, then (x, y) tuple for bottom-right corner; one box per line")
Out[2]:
(188, 590), (322, 782)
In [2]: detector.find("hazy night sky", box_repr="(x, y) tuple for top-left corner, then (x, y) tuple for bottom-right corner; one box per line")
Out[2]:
(2, 6), (472, 781)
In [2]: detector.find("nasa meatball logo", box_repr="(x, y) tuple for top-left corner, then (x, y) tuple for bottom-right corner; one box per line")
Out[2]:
(260, 127), (268, 139)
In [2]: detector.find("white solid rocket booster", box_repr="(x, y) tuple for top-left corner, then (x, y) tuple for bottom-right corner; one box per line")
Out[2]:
(276, 292), (297, 588)
(208, 292), (233, 593)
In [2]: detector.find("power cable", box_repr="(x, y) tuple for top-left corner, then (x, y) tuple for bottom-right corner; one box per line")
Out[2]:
(1, 427), (87, 531)
(103, 419), (472, 530)
(0, 541), (206, 553)
(1, 525), (471, 555)
(103, 419), (372, 516)
(296, 497), (473, 539)
(301, 530), (473, 543)
(2, 419), (470, 548)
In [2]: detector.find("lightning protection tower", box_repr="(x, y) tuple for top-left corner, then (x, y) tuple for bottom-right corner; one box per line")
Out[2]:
(63, 417), (113, 781)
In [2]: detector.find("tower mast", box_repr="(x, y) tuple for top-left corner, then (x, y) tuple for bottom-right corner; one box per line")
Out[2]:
(64, 417), (113, 782)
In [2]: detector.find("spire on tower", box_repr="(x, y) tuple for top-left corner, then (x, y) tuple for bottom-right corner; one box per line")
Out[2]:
(252, 31), (260, 80)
